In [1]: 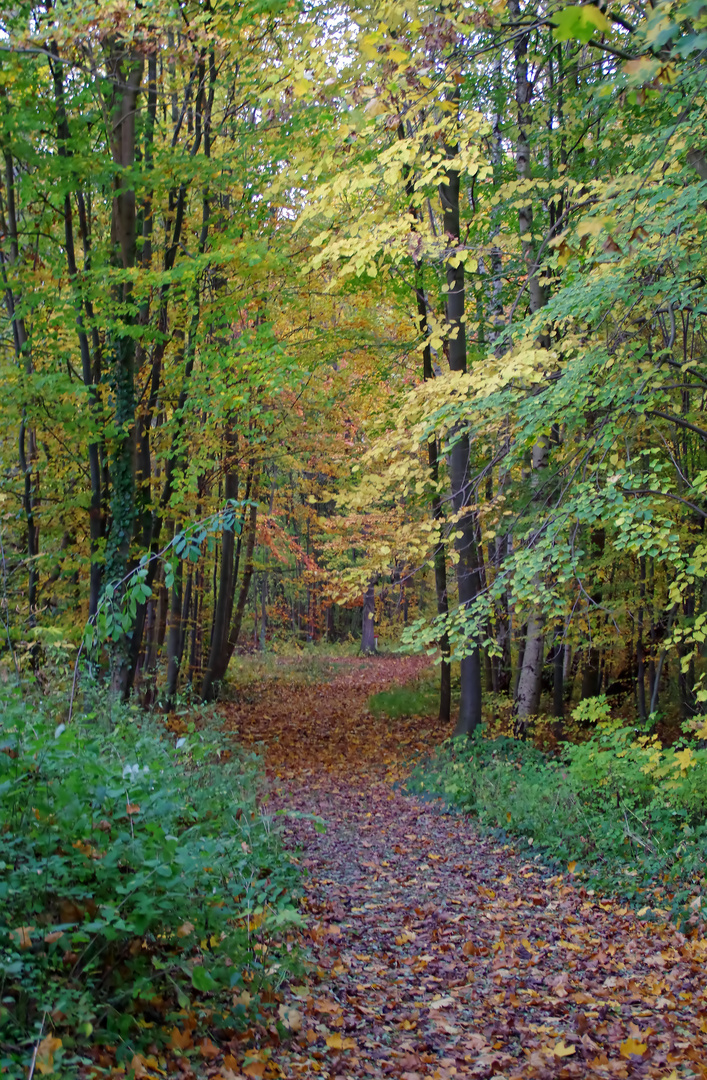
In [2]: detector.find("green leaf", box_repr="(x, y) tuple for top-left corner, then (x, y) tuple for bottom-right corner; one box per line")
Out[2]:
(191, 965), (218, 992)
(553, 5), (611, 43)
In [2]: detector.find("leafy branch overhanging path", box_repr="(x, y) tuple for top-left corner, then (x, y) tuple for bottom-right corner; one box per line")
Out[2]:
(225, 658), (707, 1080)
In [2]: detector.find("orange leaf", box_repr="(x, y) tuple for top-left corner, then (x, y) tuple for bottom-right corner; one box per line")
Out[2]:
(315, 998), (342, 1014)
(126, 803), (140, 815)
(10, 925), (33, 949)
(199, 1037), (220, 1059)
(243, 1061), (266, 1078)
(170, 1026), (193, 1051)
(36, 1035), (62, 1076)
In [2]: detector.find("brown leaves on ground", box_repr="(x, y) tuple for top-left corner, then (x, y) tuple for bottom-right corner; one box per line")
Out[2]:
(215, 656), (707, 1080)
(223, 654), (435, 784)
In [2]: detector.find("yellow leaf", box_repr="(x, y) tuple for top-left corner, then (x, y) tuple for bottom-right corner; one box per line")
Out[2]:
(554, 1041), (576, 1057)
(293, 79), (309, 97)
(620, 1037), (648, 1058)
(568, 860), (577, 873)
(325, 1033), (356, 1050)
(388, 47), (409, 63)
(577, 216), (607, 237)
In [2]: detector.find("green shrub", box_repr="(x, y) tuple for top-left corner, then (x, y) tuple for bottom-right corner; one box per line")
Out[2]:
(409, 714), (707, 925)
(0, 687), (301, 1076)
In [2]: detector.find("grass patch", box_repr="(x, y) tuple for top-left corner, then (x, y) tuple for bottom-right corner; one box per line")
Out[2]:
(368, 671), (454, 720)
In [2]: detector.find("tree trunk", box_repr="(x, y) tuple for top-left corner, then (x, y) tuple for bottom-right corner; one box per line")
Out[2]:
(515, 607), (544, 723)
(509, 0), (550, 724)
(165, 555), (184, 705)
(201, 438), (239, 702)
(552, 627), (565, 720)
(0, 146), (39, 627)
(361, 579), (376, 655)
(439, 88), (482, 737)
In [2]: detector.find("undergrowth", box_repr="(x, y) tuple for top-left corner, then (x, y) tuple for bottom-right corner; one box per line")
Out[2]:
(406, 697), (707, 929)
(368, 670), (457, 720)
(0, 686), (303, 1077)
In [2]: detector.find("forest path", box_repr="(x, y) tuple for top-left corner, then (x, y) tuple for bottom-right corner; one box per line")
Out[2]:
(222, 656), (705, 1080)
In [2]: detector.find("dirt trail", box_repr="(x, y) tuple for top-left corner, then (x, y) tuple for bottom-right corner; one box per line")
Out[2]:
(223, 657), (707, 1080)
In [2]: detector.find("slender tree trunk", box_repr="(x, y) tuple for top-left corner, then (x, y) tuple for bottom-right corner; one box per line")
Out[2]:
(122, 52), (217, 697)
(201, 436), (239, 701)
(553, 624), (565, 721)
(224, 491), (259, 661)
(0, 145), (39, 627)
(165, 554), (184, 705)
(509, 0), (551, 725)
(416, 270), (451, 722)
(439, 88), (482, 737)
(361, 579), (376, 655)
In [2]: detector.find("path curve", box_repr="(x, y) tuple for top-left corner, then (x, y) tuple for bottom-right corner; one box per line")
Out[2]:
(223, 657), (707, 1080)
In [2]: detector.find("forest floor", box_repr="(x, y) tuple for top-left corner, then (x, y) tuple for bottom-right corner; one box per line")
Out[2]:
(218, 655), (707, 1080)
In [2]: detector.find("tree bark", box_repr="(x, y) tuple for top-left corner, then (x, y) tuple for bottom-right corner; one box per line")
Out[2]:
(201, 436), (239, 702)
(509, 0), (550, 725)
(439, 88), (482, 737)
(361, 579), (376, 655)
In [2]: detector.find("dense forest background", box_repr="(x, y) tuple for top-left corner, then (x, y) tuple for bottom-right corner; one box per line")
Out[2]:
(1, 0), (706, 725)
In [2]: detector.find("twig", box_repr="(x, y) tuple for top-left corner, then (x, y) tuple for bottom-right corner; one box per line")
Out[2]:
(27, 1012), (47, 1080)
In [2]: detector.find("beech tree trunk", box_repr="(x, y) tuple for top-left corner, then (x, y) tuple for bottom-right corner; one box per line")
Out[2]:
(510, 0), (550, 725)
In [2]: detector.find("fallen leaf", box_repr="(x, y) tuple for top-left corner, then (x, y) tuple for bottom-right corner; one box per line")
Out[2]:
(325, 1033), (356, 1050)
(242, 1061), (266, 1078)
(278, 1004), (303, 1031)
(10, 925), (33, 949)
(36, 1035), (62, 1076)
(169, 1026), (193, 1051)
(554, 1041), (576, 1057)
(199, 1036), (220, 1058)
(620, 1037), (648, 1058)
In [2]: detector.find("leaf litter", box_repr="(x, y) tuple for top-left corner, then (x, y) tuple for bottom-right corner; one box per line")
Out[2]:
(210, 656), (707, 1079)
